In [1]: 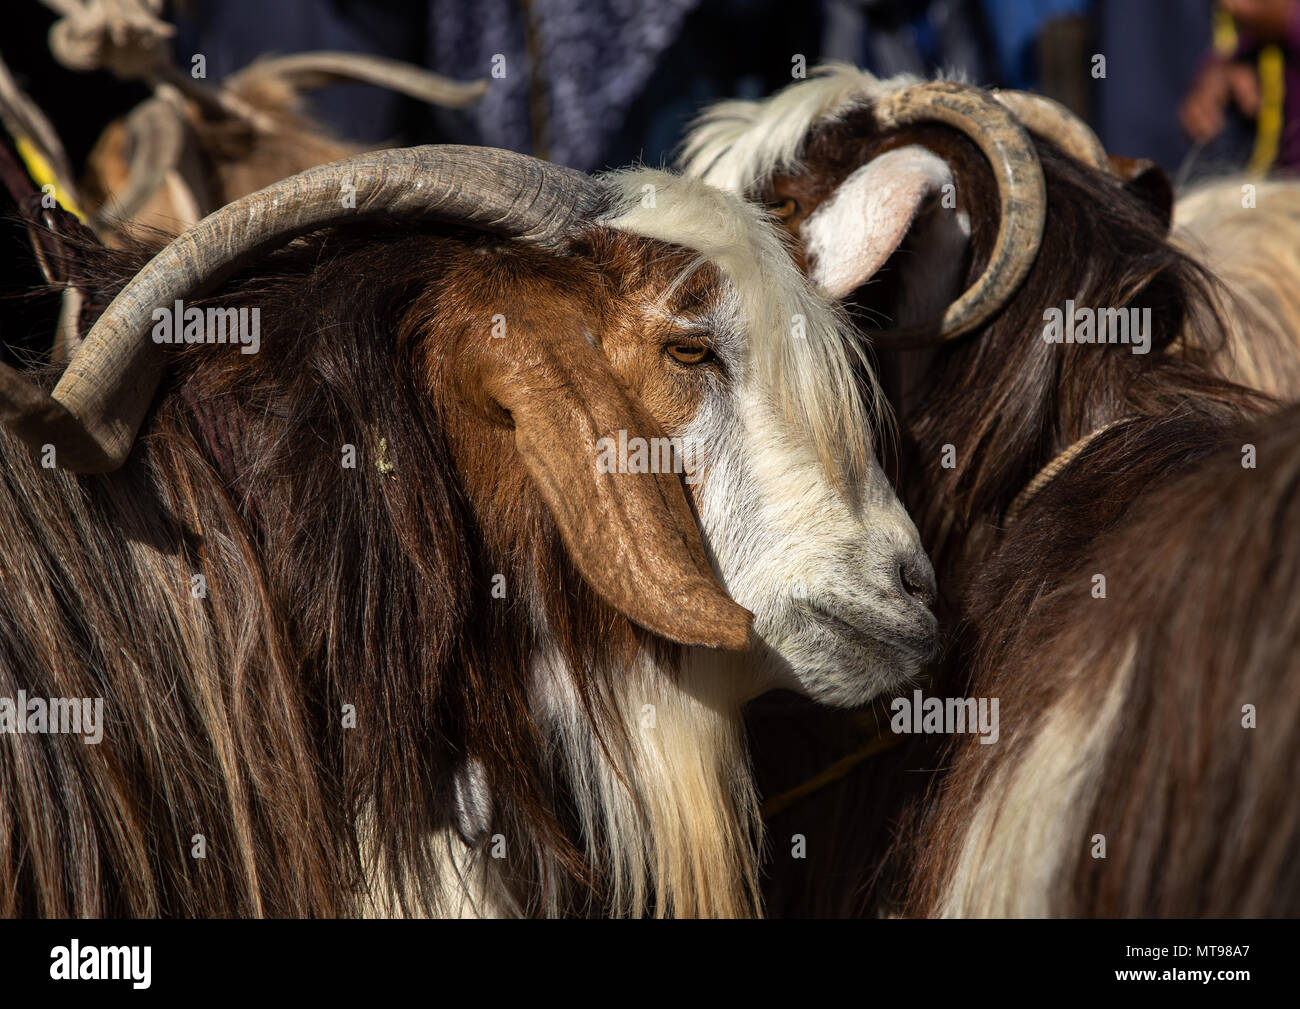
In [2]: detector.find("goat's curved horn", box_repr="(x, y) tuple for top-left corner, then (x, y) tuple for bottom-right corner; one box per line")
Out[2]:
(0, 145), (599, 472)
(0, 50), (80, 206)
(93, 93), (186, 227)
(992, 90), (1109, 171)
(232, 52), (488, 109)
(873, 80), (1047, 342)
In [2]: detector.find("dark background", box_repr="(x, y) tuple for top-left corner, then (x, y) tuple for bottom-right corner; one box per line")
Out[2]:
(0, 0), (1278, 366)
(0, 0), (1257, 178)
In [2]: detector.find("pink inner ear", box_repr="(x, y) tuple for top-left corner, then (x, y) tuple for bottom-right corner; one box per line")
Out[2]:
(800, 146), (955, 300)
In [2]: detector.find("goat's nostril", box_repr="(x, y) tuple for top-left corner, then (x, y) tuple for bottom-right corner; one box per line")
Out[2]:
(898, 556), (937, 609)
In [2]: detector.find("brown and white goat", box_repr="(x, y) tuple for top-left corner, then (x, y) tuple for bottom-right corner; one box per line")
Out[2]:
(682, 64), (1300, 917)
(0, 146), (936, 917)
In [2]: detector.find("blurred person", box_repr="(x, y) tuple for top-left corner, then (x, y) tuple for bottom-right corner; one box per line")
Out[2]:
(1095, 0), (1219, 175)
(978, 0), (1089, 90)
(1180, 0), (1300, 171)
(172, 0), (814, 173)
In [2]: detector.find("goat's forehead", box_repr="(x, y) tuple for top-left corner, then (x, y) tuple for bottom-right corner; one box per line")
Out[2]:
(598, 237), (727, 309)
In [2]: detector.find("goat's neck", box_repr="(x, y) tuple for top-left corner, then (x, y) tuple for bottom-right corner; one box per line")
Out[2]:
(905, 345), (1260, 604)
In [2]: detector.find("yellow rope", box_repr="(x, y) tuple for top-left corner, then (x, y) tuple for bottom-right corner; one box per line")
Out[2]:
(1214, 5), (1238, 56)
(1215, 7), (1285, 176)
(13, 134), (86, 220)
(1247, 45), (1285, 175)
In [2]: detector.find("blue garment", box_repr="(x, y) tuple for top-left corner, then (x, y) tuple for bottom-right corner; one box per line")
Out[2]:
(171, 0), (422, 145)
(820, 0), (994, 84)
(1093, 0), (1251, 175)
(980, 0), (1090, 87)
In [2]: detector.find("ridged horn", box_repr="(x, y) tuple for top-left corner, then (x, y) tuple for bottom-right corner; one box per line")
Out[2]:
(992, 90), (1109, 172)
(872, 81), (1047, 342)
(233, 52), (489, 109)
(93, 93), (186, 227)
(0, 145), (599, 472)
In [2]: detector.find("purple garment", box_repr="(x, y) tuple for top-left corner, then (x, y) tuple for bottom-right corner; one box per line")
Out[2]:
(1229, 4), (1300, 169)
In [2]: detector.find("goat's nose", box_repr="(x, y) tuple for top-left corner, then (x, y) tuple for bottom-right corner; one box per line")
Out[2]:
(896, 550), (937, 609)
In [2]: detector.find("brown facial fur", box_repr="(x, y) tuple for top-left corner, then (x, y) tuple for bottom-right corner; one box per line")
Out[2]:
(418, 232), (750, 650)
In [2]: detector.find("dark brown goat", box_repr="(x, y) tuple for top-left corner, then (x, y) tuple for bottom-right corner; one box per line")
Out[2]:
(682, 65), (1299, 916)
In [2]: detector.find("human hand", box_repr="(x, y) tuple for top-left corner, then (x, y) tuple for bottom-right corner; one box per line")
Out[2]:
(1179, 58), (1261, 141)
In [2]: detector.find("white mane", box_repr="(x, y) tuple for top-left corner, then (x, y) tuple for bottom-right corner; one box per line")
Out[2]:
(678, 62), (919, 194)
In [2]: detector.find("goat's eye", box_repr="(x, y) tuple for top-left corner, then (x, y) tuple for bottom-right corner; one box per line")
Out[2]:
(767, 197), (799, 220)
(666, 343), (712, 365)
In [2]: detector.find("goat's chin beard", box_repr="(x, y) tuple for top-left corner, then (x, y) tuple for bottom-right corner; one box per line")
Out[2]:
(543, 644), (764, 918)
(812, 652), (925, 709)
(360, 641), (764, 919)
(758, 634), (927, 709)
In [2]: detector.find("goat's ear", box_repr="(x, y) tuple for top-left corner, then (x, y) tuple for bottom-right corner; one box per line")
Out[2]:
(479, 325), (752, 652)
(1108, 155), (1173, 231)
(800, 145), (970, 324)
